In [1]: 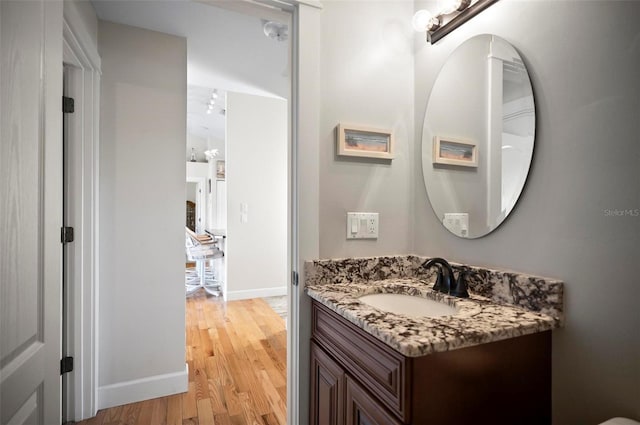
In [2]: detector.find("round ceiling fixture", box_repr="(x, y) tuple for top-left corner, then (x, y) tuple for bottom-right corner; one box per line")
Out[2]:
(263, 20), (288, 42)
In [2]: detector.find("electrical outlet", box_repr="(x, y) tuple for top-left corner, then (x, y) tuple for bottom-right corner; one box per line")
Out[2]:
(347, 212), (378, 239)
(443, 213), (468, 238)
(367, 218), (376, 234)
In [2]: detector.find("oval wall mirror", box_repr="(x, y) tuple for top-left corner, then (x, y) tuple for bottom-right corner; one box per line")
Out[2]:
(421, 34), (535, 239)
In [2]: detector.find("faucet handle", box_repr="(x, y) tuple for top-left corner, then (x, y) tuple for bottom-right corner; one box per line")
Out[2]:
(450, 270), (470, 298)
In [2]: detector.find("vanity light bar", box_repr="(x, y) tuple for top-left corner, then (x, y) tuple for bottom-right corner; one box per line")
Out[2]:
(415, 0), (500, 44)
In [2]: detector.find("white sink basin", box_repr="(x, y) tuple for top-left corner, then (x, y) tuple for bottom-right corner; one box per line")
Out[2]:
(358, 293), (458, 318)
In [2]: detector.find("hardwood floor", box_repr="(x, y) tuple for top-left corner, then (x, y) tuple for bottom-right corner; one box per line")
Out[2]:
(77, 292), (287, 425)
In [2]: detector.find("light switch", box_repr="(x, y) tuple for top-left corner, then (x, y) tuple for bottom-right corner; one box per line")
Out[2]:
(241, 203), (248, 223)
(346, 212), (379, 239)
(351, 216), (359, 234)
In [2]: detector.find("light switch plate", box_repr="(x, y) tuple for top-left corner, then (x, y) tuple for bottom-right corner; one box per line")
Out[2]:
(347, 212), (379, 239)
(443, 213), (468, 238)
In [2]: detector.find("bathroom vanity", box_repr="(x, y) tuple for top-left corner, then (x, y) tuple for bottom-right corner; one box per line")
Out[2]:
(306, 256), (563, 425)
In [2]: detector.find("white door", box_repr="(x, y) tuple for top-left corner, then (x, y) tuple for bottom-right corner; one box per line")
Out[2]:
(186, 178), (206, 233)
(1, 1), (63, 424)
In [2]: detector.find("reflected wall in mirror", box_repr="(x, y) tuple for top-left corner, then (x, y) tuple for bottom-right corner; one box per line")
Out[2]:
(422, 34), (535, 239)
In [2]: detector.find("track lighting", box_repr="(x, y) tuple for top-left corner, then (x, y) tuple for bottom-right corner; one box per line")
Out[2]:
(205, 89), (219, 114)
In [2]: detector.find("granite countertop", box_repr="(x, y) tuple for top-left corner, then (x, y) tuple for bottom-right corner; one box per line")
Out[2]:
(307, 277), (562, 358)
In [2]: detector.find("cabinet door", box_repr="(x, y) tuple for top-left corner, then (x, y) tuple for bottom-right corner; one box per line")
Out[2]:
(345, 376), (402, 425)
(311, 341), (345, 425)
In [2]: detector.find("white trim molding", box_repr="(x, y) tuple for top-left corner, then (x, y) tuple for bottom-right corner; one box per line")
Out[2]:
(287, 2), (321, 425)
(225, 286), (287, 301)
(97, 365), (189, 410)
(62, 4), (101, 421)
(63, 1), (101, 70)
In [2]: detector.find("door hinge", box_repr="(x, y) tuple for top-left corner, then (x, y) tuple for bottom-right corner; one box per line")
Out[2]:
(292, 270), (299, 286)
(61, 226), (74, 244)
(60, 357), (74, 375)
(62, 96), (75, 113)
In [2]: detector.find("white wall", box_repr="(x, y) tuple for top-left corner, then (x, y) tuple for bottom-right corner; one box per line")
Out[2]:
(186, 182), (197, 204)
(98, 21), (187, 408)
(225, 92), (287, 300)
(185, 133), (226, 163)
(186, 133), (208, 162)
(319, 0), (415, 258)
(186, 161), (208, 179)
(207, 135), (225, 159)
(413, 1), (640, 423)
(92, 1), (289, 99)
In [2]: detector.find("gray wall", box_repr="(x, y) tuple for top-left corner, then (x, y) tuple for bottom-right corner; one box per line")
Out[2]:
(414, 1), (640, 423)
(99, 21), (186, 390)
(319, 0), (415, 258)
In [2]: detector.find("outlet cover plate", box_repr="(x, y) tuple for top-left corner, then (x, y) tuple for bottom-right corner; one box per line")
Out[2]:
(346, 212), (379, 239)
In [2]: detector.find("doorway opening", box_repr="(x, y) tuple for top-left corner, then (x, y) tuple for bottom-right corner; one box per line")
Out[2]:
(86, 0), (294, 423)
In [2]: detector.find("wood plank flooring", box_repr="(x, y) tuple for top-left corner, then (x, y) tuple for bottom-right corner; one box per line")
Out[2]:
(77, 292), (287, 425)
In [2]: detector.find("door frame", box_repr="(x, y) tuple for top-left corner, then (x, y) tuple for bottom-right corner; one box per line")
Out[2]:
(186, 177), (206, 232)
(196, 0), (322, 423)
(60, 0), (321, 422)
(285, 2), (321, 424)
(62, 4), (101, 420)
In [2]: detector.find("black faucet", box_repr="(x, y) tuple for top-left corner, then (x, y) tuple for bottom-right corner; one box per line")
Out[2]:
(422, 257), (469, 298)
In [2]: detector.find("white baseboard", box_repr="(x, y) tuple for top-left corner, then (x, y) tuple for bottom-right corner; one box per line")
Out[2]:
(225, 286), (287, 301)
(97, 364), (188, 410)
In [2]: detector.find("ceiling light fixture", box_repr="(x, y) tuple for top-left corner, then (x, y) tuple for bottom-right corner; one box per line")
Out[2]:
(205, 89), (218, 115)
(262, 20), (288, 42)
(414, 0), (498, 44)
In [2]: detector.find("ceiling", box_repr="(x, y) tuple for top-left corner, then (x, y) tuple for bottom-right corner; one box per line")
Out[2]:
(92, 0), (290, 140)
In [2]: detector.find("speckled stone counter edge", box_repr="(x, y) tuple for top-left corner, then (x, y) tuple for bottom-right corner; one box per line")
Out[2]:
(304, 255), (564, 322)
(306, 279), (559, 357)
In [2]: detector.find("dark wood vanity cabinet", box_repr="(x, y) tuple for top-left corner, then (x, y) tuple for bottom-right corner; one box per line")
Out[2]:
(310, 341), (345, 425)
(345, 376), (402, 425)
(310, 300), (551, 425)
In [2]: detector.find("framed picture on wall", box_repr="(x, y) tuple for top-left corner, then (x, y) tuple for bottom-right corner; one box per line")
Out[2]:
(433, 136), (477, 167)
(336, 124), (394, 160)
(216, 160), (225, 179)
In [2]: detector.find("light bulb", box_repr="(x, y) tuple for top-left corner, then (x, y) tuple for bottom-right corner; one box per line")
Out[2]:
(211, 90), (218, 99)
(209, 99), (215, 106)
(438, 0), (471, 14)
(412, 10), (433, 32)
(454, 0), (471, 11)
(438, 0), (458, 14)
(413, 9), (441, 32)
(206, 109), (212, 115)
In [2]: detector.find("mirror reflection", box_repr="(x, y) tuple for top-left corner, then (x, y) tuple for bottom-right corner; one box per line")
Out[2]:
(421, 34), (535, 238)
